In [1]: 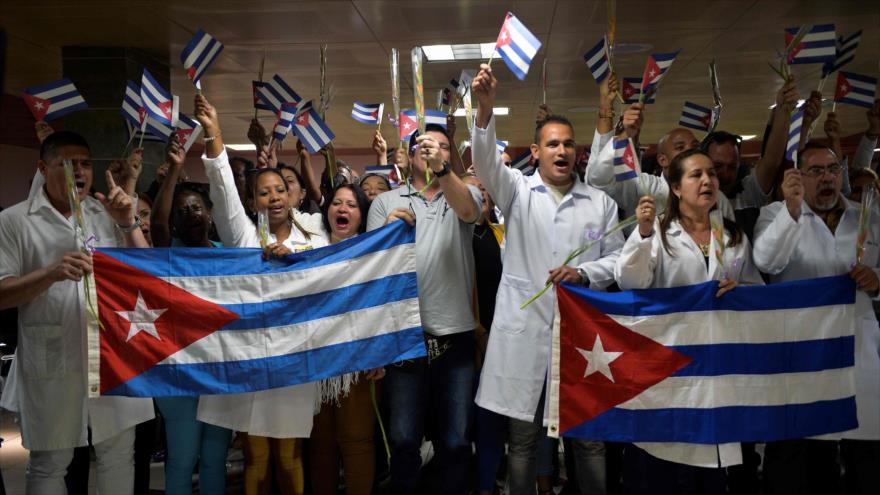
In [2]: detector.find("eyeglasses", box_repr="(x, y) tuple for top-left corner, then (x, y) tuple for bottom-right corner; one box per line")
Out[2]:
(803, 164), (843, 178)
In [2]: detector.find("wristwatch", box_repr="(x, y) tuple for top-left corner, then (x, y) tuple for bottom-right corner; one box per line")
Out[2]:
(117, 215), (142, 234)
(433, 160), (452, 178)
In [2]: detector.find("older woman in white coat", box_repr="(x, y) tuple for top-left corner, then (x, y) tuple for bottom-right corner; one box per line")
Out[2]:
(614, 148), (764, 495)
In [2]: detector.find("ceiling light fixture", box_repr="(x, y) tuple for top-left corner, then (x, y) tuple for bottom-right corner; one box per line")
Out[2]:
(226, 144), (258, 151)
(454, 107), (508, 117)
(422, 43), (498, 62)
(740, 135), (757, 140)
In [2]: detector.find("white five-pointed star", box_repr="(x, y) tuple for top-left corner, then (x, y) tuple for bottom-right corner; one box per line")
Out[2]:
(576, 335), (623, 382)
(34, 101), (45, 110)
(116, 291), (167, 342)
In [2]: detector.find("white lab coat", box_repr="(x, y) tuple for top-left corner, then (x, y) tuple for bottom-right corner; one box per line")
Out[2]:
(614, 209), (764, 468)
(472, 116), (624, 423)
(0, 190), (154, 450)
(586, 136), (739, 221)
(196, 150), (327, 438)
(753, 197), (880, 440)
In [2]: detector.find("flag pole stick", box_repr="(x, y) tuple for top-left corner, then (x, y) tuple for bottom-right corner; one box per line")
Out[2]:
(254, 49), (266, 120)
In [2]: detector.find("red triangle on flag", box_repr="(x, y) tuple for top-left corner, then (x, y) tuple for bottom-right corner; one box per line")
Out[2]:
(557, 286), (692, 434)
(94, 251), (239, 394)
(642, 56), (661, 88)
(621, 81), (637, 100)
(177, 128), (193, 145)
(23, 94), (50, 121)
(296, 111), (311, 127)
(398, 112), (418, 141)
(784, 31), (805, 63)
(622, 145), (637, 171)
(834, 72), (851, 100)
(186, 67), (197, 81)
(496, 15), (513, 48)
(700, 113), (711, 127)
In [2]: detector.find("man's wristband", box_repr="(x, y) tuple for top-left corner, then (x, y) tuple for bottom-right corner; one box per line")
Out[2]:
(117, 215), (142, 234)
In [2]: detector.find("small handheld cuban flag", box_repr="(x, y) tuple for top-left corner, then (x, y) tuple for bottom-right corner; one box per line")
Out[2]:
(493, 12), (542, 81)
(640, 51), (679, 98)
(364, 165), (401, 188)
(786, 105), (804, 163)
(583, 37), (610, 84)
(180, 29), (224, 90)
(121, 80), (146, 129)
(145, 116), (173, 142)
(175, 114), (203, 153)
(256, 74), (302, 113)
(22, 78), (88, 122)
(252, 81), (274, 111)
(140, 69), (177, 127)
(125, 119), (165, 144)
(496, 140), (508, 156)
(621, 78), (655, 104)
(822, 30), (862, 77)
(351, 102), (384, 125)
(678, 102), (712, 132)
(785, 23), (836, 65)
(613, 137), (639, 182)
(292, 101), (336, 153)
(273, 103), (298, 142)
(834, 71), (877, 109)
(398, 109), (447, 142)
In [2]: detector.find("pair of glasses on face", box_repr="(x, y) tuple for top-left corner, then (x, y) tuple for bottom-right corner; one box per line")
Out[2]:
(802, 164), (843, 178)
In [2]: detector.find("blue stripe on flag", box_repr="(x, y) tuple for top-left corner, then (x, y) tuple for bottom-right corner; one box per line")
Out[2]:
(105, 327), (427, 397)
(220, 273), (418, 330)
(670, 336), (854, 376)
(563, 397), (857, 444)
(559, 275), (855, 316)
(97, 220), (415, 278)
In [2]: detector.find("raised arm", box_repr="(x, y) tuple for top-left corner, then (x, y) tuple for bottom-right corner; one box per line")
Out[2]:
(121, 148), (144, 196)
(416, 132), (480, 223)
(755, 78), (799, 194)
(149, 135), (185, 247)
(752, 170), (804, 274)
(853, 100), (879, 171)
(296, 139), (323, 205)
(372, 130), (388, 165)
(472, 63), (519, 214)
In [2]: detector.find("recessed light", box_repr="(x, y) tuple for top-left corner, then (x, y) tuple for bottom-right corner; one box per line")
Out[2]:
(422, 43), (498, 62)
(740, 135), (757, 140)
(454, 107), (508, 117)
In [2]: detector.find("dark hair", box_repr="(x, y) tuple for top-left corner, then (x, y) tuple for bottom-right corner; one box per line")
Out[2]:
(246, 168), (288, 204)
(359, 173), (392, 192)
(659, 148), (743, 255)
(137, 193), (153, 209)
(229, 156), (255, 171)
(700, 130), (742, 152)
(173, 182), (213, 211)
(279, 164), (305, 189)
(534, 115), (574, 145)
(321, 183), (370, 236)
(797, 141), (838, 168)
(40, 131), (90, 162)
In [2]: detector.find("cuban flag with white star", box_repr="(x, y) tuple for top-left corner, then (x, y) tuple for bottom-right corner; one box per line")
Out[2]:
(494, 12), (542, 81)
(613, 137), (639, 181)
(22, 78), (88, 122)
(834, 71), (877, 109)
(549, 277), (857, 458)
(140, 69), (177, 127)
(351, 102), (384, 125)
(175, 113), (203, 153)
(822, 30), (862, 78)
(256, 74), (302, 113)
(640, 51), (679, 97)
(621, 77), (655, 104)
(292, 101), (335, 153)
(89, 221), (425, 397)
(398, 109), (447, 142)
(121, 80), (146, 129)
(785, 23), (836, 65)
(272, 102), (299, 142)
(583, 37), (610, 84)
(180, 29), (224, 89)
(678, 101), (712, 132)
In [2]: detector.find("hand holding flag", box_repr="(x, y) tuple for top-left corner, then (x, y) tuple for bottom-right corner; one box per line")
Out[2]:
(639, 51), (679, 103)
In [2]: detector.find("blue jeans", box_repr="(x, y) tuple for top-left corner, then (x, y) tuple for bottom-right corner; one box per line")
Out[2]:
(386, 331), (475, 494)
(476, 405), (508, 491)
(155, 397), (232, 495)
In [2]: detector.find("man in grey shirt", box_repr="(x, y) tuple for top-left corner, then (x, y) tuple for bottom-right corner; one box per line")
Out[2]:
(367, 124), (481, 495)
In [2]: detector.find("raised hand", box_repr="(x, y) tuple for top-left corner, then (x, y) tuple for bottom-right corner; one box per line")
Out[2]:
(621, 103), (645, 139)
(95, 170), (136, 226)
(636, 195), (656, 237)
(165, 134), (185, 169)
(473, 63), (497, 128)
(781, 168), (804, 220)
(194, 94), (220, 136)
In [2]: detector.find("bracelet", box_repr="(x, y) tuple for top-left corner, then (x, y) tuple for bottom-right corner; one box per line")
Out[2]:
(204, 132), (221, 143)
(117, 215), (142, 234)
(598, 108), (615, 119)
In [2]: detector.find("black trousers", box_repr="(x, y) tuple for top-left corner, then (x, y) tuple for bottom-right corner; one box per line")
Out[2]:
(621, 444), (726, 495)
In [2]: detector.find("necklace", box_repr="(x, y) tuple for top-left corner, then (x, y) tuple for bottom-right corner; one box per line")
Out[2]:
(697, 242), (710, 257)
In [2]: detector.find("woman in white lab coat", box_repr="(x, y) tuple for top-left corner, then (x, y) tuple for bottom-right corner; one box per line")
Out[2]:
(194, 94), (328, 495)
(614, 148), (763, 494)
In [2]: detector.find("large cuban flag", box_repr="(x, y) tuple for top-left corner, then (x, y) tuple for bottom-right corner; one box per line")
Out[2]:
(88, 221), (425, 397)
(549, 276), (858, 444)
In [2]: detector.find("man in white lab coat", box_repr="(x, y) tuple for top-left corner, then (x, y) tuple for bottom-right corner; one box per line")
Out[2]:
(753, 142), (880, 495)
(471, 64), (623, 495)
(0, 131), (155, 495)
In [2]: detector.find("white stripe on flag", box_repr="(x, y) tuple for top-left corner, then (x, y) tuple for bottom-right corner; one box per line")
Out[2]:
(500, 45), (531, 75)
(508, 21), (540, 58)
(797, 46), (836, 59)
(616, 367), (853, 410)
(679, 116), (707, 129)
(610, 303), (852, 346)
(308, 121), (333, 147)
(193, 42), (223, 80)
(159, 298), (421, 365)
(49, 95), (86, 113)
(183, 35), (212, 69)
(353, 103), (378, 113)
(32, 83), (77, 100)
(163, 242), (412, 305)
